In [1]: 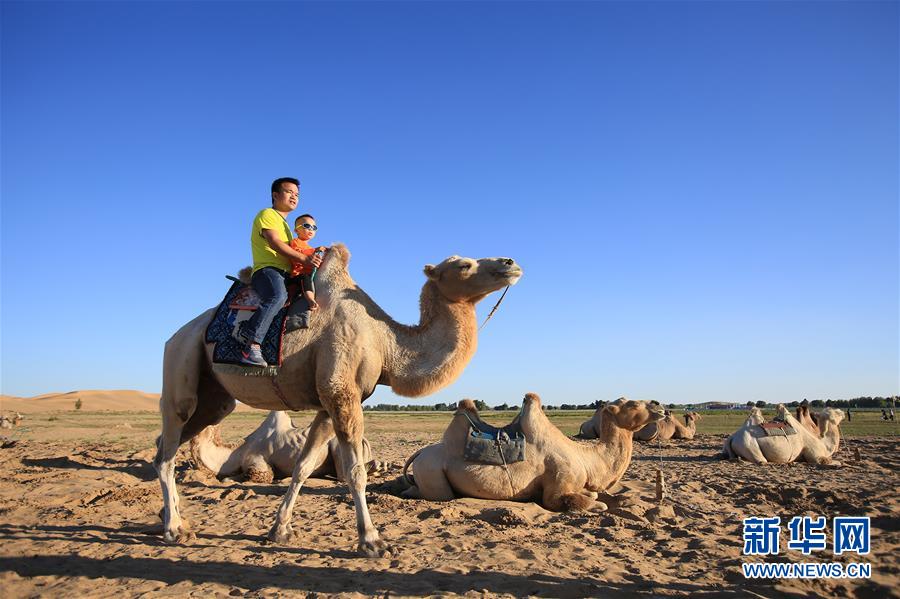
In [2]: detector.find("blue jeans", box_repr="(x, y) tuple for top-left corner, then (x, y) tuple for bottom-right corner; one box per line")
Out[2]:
(240, 267), (288, 345)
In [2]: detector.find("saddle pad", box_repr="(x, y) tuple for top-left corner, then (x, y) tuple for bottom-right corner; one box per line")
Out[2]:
(464, 427), (526, 465)
(757, 422), (797, 437)
(204, 280), (289, 368)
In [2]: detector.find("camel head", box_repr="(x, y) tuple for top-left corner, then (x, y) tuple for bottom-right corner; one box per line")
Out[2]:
(819, 407), (845, 429)
(423, 255), (522, 303)
(775, 404), (788, 419)
(684, 412), (701, 425)
(603, 398), (665, 432)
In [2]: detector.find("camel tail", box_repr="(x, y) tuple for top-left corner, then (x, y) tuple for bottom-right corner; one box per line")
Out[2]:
(402, 447), (426, 488)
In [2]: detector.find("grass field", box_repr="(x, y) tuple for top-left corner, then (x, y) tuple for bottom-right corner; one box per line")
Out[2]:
(9, 407), (898, 449)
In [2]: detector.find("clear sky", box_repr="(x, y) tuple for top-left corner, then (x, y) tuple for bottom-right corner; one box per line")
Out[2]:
(1, 1), (897, 406)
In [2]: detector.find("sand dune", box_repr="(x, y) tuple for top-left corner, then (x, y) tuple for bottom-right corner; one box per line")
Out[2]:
(0, 390), (257, 413)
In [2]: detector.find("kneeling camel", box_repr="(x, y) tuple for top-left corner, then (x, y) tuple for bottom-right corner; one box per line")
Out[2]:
(403, 394), (665, 511)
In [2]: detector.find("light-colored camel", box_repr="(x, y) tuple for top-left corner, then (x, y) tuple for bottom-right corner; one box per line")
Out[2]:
(155, 245), (521, 556)
(633, 411), (701, 441)
(0, 412), (22, 429)
(722, 404), (844, 465)
(190, 411), (380, 483)
(795, 403), (821, 436)
(402, 394), (665, 510)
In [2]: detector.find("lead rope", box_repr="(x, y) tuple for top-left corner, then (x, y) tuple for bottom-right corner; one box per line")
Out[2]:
(480, 286), (510, 330)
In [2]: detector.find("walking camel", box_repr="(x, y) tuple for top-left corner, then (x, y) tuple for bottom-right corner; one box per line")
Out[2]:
(155, 245), (521, 556)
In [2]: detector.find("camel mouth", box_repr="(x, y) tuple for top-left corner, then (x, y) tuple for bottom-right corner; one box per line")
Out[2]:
(493, 266), (523, 283)
(648, 408), (666, 421)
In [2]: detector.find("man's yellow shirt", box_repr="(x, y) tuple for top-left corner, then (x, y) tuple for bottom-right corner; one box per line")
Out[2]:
(251, 208), (293, 274)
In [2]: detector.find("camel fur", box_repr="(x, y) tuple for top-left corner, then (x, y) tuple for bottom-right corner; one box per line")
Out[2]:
(155, 244), (522, 556)
(190, 411), (381, 483)
(402, 393), (665, 511)
(795, 402), (821, 436)
(722, 404), (844, 466)
(0, 412), (22, 429)
(633, 410), (701, 441)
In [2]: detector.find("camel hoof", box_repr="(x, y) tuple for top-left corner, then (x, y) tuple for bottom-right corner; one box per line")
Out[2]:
(267, 526), (297, 545)
(163, 526), (196, 544)
(358, 539), (392, 558)
(590, 501), (609, 513)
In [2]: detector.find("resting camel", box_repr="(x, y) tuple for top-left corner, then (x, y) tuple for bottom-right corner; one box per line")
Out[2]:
(155, 245), (521, 556)
(633, 411), (701, 441)
(402, 394), (665, 510)
(190, 411), (381, 483)
(722, 404), (844, 465)
(0, 412), (22, 429)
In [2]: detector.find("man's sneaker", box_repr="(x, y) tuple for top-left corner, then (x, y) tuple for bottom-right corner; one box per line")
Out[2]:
(240, 344), (268, 367)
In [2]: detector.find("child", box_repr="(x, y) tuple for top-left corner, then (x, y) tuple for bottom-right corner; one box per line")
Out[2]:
(288, 214), (327, 329)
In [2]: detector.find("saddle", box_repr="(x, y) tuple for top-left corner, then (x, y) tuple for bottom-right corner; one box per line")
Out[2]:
(757, 421), (797, 437)
(459, 409), (526, 465)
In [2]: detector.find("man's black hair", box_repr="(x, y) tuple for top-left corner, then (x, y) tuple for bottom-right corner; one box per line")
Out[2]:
(271, 177), (300, 205)
(294, 214), (315, 226)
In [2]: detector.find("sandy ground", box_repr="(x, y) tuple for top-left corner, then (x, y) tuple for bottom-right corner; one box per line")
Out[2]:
(0, 411), (897, 598)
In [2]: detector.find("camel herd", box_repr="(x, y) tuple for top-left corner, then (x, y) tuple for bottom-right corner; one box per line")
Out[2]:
(157, 245), (847, 556)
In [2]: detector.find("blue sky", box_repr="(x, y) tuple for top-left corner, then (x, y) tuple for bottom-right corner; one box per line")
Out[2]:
(1, 1), (897, 405)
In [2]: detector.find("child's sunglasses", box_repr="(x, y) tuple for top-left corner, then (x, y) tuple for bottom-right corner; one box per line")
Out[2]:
(297, 223), (318, 231)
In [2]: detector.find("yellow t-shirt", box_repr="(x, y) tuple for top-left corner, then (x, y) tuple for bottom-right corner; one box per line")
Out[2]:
(250, 208), (293, 273)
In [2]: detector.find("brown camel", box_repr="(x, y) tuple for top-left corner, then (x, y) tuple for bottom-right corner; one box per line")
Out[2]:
(155, 245), (521, 556)
(633, 411), (700, 441)
(402, 394), (665, 510)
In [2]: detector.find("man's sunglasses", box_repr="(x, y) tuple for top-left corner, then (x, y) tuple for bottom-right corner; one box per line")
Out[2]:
(297, 223), (318, 231)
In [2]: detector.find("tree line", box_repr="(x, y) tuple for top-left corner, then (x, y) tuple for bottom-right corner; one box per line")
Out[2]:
(362, 396), (896, 412)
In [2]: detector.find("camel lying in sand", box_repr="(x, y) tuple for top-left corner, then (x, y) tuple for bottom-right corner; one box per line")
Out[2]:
(723, 404), (844, 465)
(402, 394), (665, 511)
(0, 413), (22, 429)
(633, 411), (701, 441)
(190, 411), (381, 483)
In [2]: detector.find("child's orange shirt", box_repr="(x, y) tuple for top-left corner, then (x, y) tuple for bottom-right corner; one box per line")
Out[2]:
(289, 238), (316, 276)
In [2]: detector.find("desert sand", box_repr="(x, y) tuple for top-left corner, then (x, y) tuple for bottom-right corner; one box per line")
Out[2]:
(0, 400), (897, 598)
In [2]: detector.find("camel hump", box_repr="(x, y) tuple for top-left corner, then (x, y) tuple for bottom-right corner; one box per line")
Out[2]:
(457, 399), (479, 414)
(327, 243), (351, 266)
(522, 392), (541, 407)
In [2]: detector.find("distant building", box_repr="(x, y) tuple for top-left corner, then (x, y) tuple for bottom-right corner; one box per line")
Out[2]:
(704, 402), (741, 410)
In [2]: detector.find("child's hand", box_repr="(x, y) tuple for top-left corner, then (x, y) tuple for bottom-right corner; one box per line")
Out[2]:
(316, 246), (327, 253)
(308, 298), (319, 311)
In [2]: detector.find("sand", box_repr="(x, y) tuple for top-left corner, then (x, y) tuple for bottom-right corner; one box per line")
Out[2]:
(0, 407), (897, 598)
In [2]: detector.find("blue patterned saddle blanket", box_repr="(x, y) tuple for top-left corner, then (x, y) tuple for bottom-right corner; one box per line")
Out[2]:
(204, 280), (295, 368)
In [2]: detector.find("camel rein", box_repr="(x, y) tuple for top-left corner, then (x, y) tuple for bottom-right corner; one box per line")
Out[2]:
(479, 285), (510, 330)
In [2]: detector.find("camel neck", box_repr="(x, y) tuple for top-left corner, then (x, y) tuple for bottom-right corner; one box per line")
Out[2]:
(585, 412), (634, 491)
(821, 420), (841, 455)
(384, 281), (478, 397)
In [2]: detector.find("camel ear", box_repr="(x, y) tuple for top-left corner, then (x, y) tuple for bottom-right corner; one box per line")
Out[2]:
(605, 404), (620, 416)
(424, 264), (439, 280)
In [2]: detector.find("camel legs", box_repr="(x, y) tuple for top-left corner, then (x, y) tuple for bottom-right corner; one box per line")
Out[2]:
(332, 401), (390, 557)
(156, 406), (193, 543)
(156, 318), (235, 544)
(268, 410), (335, 543)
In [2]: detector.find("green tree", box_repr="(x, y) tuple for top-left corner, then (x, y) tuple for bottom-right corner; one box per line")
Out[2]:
(755, 400), (766, 408)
